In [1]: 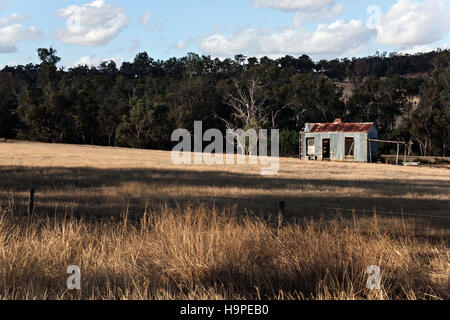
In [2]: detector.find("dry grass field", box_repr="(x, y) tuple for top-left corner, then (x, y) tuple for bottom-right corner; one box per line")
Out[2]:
(0, 140), (449, 300)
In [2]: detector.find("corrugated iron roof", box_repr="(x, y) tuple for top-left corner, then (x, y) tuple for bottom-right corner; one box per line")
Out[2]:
(307, 121), (374, 133)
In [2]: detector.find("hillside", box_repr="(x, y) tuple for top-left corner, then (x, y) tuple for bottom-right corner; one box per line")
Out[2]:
(1, 49), (448, 158)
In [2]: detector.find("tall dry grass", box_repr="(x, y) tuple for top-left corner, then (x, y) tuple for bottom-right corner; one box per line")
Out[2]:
(0, 203), (448, 300)
(0, 141), (448, 300)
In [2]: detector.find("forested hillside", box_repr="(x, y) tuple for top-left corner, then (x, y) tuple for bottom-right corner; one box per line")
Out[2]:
(0, 48), (448, 156)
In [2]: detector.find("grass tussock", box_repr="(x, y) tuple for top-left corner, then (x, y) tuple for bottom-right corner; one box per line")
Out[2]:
(0, 204), (448, 300)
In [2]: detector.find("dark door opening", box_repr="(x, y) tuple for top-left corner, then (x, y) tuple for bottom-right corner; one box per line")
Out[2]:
(345, 137), (355, 158)
(322, 139), (330, 159)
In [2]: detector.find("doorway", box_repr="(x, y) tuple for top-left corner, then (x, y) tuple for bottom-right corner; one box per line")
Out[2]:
(322, 139), (330, 160)
(345, 137), (355, 158)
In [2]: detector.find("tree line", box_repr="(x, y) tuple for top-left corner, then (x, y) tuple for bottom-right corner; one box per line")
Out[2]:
(0, 48), (448, 157)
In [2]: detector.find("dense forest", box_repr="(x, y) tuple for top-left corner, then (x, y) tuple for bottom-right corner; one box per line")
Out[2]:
(0, 48), (448, 157)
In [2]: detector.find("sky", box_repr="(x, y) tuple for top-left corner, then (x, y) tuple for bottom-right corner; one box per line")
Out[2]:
(0, 0), (449, 68)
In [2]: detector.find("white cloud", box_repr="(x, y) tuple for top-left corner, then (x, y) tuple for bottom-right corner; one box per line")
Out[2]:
(175, 40), (187, 50)
(376, 0), (450, 48)
(141, 10), (152, 25)
(0, 14), (41, 53)
(140, 11), (165, 32)
(255, 0), (342, 22)
(199, 20), (374, 59)
(0, 13), (26, 25)
(74, 55), (101, 66)
(398, 43), (450, 55)
(56, 0), (127, 46)
(74, 55), (125, 67)
(293, 4), (342, 24)
(254, 0), (335, 12)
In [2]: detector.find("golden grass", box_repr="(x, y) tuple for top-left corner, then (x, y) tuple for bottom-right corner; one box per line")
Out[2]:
(1, 140), (449, 218)
(0, 206), (448, 300)
(0, 141), (449, 300)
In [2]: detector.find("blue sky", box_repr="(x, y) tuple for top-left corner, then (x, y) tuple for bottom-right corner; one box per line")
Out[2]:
(0, 0), (449, 67)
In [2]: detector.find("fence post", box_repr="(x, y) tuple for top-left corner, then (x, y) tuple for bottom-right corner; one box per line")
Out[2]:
(278, 201), (286, 230)
(396, 143), (400, 165)
(28, 188), (34, 216)
(404, 143), (407, 164)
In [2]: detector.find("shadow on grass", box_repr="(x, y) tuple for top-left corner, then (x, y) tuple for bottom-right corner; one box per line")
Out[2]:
(0, 166), (448, 229)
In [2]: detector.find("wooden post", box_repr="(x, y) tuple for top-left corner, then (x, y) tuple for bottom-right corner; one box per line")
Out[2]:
(299, 134), (302, 159)
(404, 143), (407, 164)
(369, 140), (372, 163)
(278, 201), (285, 230)
(28, 188), (34, 216)
(396, 143), (400, 165)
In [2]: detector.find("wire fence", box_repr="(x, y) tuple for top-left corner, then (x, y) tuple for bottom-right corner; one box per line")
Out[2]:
(3, 189), (449, 221)
(324, 207), (450, 220)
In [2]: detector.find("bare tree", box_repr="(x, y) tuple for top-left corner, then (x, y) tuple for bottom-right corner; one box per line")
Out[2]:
(217, 77), (289, 155)
(217, 78), (271, 154)
(223, 78), (269, 127)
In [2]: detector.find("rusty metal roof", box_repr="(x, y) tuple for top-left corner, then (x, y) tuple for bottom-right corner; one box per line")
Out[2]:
(307, 121), (374, 133)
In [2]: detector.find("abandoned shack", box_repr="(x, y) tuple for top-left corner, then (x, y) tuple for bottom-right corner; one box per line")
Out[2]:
(300, 119), (378, 162)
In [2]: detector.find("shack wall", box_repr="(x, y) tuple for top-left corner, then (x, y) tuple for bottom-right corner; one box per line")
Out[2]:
(301, 132), (369, 162)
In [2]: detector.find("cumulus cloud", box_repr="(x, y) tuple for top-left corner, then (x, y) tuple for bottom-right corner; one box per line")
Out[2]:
(293, 4), (342, 24)
(194, 0), (348, 56)
(74, 54), (125, 67)
(200, 20), (374, 58)
(0, 13), (26, 25)
(254, 0), (335, 12)
(255, 0), (342, 22)
(74, 55), (101, 66)
(191, 0), (449, 59)
(376, 0), (450, 48)
(0, 14), (41, 53)
(194, 0), (356, 58)
(398, 43), (450, 55)
(56, 0), (127, 46)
